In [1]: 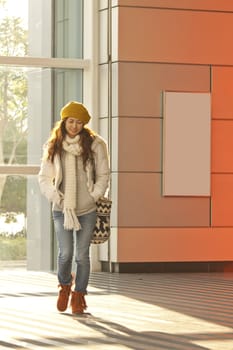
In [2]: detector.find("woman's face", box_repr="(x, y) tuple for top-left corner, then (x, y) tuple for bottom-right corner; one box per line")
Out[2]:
(65, 117), (84, 137)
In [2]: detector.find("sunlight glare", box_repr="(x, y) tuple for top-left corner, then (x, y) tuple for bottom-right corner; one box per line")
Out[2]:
(1, 0), (28, 26)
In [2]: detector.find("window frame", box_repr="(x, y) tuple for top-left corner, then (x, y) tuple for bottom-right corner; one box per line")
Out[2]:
(0, 0), (98, 176)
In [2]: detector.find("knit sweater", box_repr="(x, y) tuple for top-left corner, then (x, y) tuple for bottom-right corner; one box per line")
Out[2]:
(38, 135), (110, 211)
(54, 153), (96, 215)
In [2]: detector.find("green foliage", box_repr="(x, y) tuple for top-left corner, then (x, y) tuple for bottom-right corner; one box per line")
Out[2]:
(0, 2), (28, 213)
(4, 212), (17, 223)
(0, 235), (26, 260)
(0, 17), (28, 56)
(0, 68), (28, 164)
(1, 177), (26, 212)
(4, 131), (27, 164)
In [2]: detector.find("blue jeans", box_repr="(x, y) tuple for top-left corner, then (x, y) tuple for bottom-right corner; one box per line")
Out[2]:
(52, 210), (96, 294)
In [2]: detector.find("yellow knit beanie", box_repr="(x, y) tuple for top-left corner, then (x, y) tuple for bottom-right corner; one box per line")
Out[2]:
(60, 101), (91, 124)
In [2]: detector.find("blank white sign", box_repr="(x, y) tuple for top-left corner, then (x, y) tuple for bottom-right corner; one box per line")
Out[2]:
(163, 92), (211, 196)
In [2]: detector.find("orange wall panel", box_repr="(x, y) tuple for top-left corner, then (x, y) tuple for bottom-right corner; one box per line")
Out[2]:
(117, 62), (210, 117)
(109, 2), (233, 265)
(118, 8), (233, 65)
(118, 173), (210, 227)
(118, 227), (233, 262)
(117, 0), (233, 12)
(212, 120), (233, 173)
(212, 67), (233, 119)
(211, 174), (233, 227)
(118, 118), (161, 172)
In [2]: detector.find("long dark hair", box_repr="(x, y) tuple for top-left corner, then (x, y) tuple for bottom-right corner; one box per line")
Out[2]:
(45, 119), (96, 168)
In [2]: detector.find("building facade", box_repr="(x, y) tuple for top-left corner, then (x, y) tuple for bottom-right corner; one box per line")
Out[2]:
(99, 0), (233, 272)
(1, 0), (233, 273)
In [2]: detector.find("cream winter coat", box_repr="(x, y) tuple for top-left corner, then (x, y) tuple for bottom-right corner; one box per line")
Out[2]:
(38, 135), (110, 208)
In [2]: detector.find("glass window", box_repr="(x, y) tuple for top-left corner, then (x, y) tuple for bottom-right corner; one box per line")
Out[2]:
(0, 0), (85, 271)
(54, 69), (83, 121)
(0, 0), (84, 59)
(0, 65), (83, 166)
(0, 0), (28, 57)
(0, 65), (82, 270)
(0, 174), (42, 270)
(0, 66), (28, 165)
(54, 0), (83, 59)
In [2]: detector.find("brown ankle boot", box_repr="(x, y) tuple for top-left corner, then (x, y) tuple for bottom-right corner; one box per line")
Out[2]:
(71, 291), (87, 314)
(57, 284), (72, 312)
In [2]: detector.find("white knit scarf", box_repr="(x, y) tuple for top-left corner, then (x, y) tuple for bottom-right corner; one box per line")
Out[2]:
(62, 135), (82, 231)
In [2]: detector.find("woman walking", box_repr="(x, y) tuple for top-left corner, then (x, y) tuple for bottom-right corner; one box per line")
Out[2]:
(38, 101), (110, 314)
